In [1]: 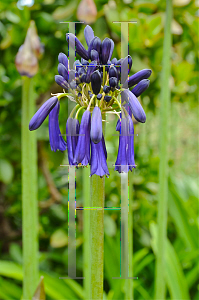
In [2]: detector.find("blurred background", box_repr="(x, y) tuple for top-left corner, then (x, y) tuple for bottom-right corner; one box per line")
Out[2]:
(0, 0), (198, 299)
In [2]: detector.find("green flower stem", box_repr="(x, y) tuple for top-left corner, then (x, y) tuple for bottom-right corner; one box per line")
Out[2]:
(125, 171), (133, 299)
(22, 77), (39, 299)
(155, 1), (172, 299)
(89, 115), (106, 300)
(83, 167), (91, 300)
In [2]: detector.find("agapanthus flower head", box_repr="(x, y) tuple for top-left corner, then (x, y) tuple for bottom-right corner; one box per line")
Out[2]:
(29, 24), (152, 176)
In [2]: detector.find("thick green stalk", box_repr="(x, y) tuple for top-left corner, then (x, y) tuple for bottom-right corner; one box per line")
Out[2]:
(125, 171), (133, 299)
(22, 77), (39, 299)
(90, 116), (106, 300)
(155, 1), (172, 299)
(83, 167), (91, 300)
(90, 174), (105, 299)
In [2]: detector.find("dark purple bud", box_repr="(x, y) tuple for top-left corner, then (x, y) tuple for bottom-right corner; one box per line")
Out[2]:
(111, 57), (117, 64)
(49, 101), (66, 152)
(58, 53), (68, 70)
(81, 74), (87, 83)
(73, 110), (91, 165)
(101, 38), (112, 65)
(58, 63), (68, 81)
(84, 25), (95, 46)
(103, 85), (110, 94)
(81, 58), (89, 65)
(123, 69), (152, 89)
(55, 75), (69, 90)
(108, 39), (114, 61)
(121, 89), (146, 123)
(92, 37), (101, 54)
(78, 92), (82, 97)
(66, 33), (89, 60)
(29, 96), (58, 131)
(91, 49), (99, 63)
(109, 77), (117, 88)
(104, 95), (112, 102)
(91, 106), (102, 144)
(85, 61), (97, 83)
(109, 66), (117, 78)
(97, 93), (102, 100)
(90, 135), (109, 177)
(131, 79), (150, 97)
(91, 70), (102, 95)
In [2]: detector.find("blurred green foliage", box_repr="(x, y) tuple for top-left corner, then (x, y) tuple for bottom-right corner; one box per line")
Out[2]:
(0, 0), (198, 299)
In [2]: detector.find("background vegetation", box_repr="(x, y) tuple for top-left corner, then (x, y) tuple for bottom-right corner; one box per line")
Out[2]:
(0, 0), (198, 299)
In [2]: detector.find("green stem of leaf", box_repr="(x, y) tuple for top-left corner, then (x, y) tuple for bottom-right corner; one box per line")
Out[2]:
(155, 1), (172, 299)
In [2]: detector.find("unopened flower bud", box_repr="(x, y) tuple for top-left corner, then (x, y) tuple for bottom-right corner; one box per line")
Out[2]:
(15, 20), (43, 77)
(91, 70), (101, 95)
(77, 0), (97, 24)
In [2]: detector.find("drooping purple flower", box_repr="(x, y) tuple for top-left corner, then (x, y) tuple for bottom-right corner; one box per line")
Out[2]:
(121, 89), (146, 123)
(115, 117), (129, 173)
(73, 110), (91, 165)
(91, 70), (101, 95)
(131, 79), (150, 97)
(101, 38), (112, 64)
(49, 101), (66, 152)
(115, 116), (135, 173)
(91, 106), (102, 143)
(66, 33), (89, 60)
(66, 118), (80, 165)
(84, 25), (95, 46)
(29, 96), (58, 131)
(90, 136), (109, 177)
(123, 69), (152, 89)
(55, 75), (69, 90)
(127, 115), (135, 171)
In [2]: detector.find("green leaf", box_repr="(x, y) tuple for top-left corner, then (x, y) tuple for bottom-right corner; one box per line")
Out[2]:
(150, 222), (190, 300)
(168, 178), (198, 250)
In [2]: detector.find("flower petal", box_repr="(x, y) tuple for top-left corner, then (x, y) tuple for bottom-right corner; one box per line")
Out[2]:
(123, 69), (152, 89)
(131, 79), (150, 97)
(49, 102), (66, 152)
(66, 33), (89, 60)
(121, 89), (146, 123)
(55, 75), (69, 90)
(91, 106), (102, 143)
(73, 110), (91, 165)
(29, 96), (58, 131)
(84, 25), (95, 46)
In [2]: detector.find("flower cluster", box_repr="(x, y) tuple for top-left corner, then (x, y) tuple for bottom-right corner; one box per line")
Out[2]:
(29, 25), (152, 177)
